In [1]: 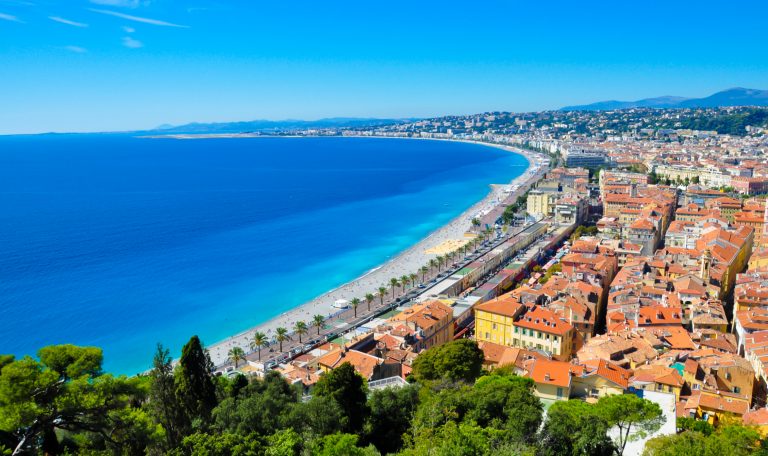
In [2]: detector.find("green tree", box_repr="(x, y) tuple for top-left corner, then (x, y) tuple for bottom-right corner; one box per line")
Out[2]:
(149, 343), (186, 449)
(642, 431), (707, 456)
(539, 399), (615, 456)
(0, 355), (14, 371)
(250, 331), (269, 360)
(275, 327), (290, 352)
(412, 384), (473, 432)
(390, 277), (400, 298)
(312, 315), (326, 335)
(293, 320), (308, 344)
(170, 432), (264, 456)
(467, 374), (543, 444)
(676, 417), (713, 436)
(351, 298), (361, 318)
(175, 335), (218, 430)
(365, 293), (375, 312)
(364, 384), (420, 454)
(436, 255), (445, 271)
(642, 424), (763, 456)
(403, 421), (497, 456)
(264, 428), (303, 456)
(0, 345), (157, 455)
(284, 395), (345, 438)
(378, 287), (387, 306)
(420, 266), (429, 283)
(228, 346), (246, 369)
(401, 274), (411, 291)
(311, 433), (380, 456)
(313, 362), (369, 434)
(410, 273), (418, 290)
(411, 339), (484, 384)
(597, 394), (664, 456)
(212, 371), (298, 437)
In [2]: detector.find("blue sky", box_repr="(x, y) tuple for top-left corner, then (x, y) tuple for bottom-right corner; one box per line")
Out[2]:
(1, 0), (767, 134)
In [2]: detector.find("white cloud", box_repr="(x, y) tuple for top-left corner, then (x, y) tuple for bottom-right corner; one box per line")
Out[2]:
(65, 45), (88, 53)
(122, 36), (143, 48)
(122, 25), (135, 33)
(49, 16), (88, 27)
(89, 8), (188, 27)
(89, 0), (146, 7)
(0, 12), (23, 22)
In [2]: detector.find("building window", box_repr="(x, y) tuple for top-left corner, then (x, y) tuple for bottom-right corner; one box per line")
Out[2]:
(514, 327), (519, 333)
(537, 332), (542, 339)
(557, 387), (564, 398)
(492, 323), (497, 330)
(734, 386), (741, 394)
(485, 332), (489, 339)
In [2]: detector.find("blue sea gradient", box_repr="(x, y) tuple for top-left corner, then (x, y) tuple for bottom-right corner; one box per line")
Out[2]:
(0, 136), (527, 374)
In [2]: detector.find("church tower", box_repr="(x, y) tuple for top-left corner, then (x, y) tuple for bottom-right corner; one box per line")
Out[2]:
(700, 249), (712, 283)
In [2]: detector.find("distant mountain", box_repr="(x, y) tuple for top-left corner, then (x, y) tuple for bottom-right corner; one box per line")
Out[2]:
(150, 117), (415, 134)
(561, 88), (768, 111)
(677, 88), (768, 108)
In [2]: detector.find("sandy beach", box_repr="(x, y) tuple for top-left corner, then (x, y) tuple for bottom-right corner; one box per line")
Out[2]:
(205, 138), (540, 367)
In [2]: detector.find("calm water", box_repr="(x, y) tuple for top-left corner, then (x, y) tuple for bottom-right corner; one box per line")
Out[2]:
(0, 135), (527, 374)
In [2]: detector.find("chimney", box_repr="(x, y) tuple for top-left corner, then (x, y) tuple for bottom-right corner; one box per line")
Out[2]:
(544, 373), (551, 381)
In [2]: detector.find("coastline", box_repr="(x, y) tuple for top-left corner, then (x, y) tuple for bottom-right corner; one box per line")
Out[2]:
(204, 137), (540, 367)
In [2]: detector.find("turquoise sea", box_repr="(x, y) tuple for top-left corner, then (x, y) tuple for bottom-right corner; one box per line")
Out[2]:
(0, 135), (527, 374)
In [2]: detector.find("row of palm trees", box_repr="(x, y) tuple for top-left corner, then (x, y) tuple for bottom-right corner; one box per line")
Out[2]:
(339, 232), (498, 325)
(227, 313), (332, 366)
(226, 229), (500, 367)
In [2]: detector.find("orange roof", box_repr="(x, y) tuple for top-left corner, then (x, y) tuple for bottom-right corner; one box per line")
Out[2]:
(475, 293), (524, 318)
(403, 300), (453, 331)
(478, 340), (522, 368)
(529, 358), (582, 388)
(515, 305), (574, 336)
(743, 408), (768, 426)
(317, 349), (383, 379)
(637, 306), (682, 326)
(588, 359), (631, 389)
(695, 390), (749, 415)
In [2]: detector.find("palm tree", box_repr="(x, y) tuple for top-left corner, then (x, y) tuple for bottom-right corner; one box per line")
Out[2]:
(389, 277), (400, 298)
(294, 320), (308, 344)
(365, 293), (375, 311)
(250, 331), (268, 360)
(312, 314), (325, 335)
(420, 266), (429, 283)
(351, 297), (361, 318)
(378, 286), (387, 306)
(436, 255), (445, 271)
(400, 274), (410, 291)
(228, 346), (245, 369)
(275, 327), (290, 352)
(429, 258), (437, 272)
(409, 273), (418, 288)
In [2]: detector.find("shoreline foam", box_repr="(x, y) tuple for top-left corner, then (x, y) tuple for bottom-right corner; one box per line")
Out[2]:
(203, 137), (539, 367)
